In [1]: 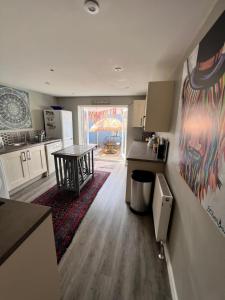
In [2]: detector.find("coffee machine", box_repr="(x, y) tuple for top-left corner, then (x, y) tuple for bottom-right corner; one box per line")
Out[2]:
(157, 138), (169, 161)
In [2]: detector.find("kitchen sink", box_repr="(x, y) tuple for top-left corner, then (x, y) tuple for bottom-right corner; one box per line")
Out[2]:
(8, 140), (50, 147)
(11, 142), (27, 147)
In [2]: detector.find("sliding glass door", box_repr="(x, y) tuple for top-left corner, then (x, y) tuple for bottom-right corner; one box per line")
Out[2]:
(78, 105), (128, 161)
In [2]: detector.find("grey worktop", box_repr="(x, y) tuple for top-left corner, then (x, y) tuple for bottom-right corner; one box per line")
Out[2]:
(127, 141), (165, 163)
(0, 138), (61, 155)
(52, 144), (97, 157)
(0, 198), (51, 266)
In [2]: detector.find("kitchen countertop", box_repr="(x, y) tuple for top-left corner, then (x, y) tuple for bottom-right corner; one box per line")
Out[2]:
(127, 141), (165, 163)
(52, 144), (97, 157)
(0, 198), (51, 266)
(0, 138), (61, 155)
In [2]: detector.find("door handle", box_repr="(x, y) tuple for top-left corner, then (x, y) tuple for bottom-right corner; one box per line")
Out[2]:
(26, 150), (31, 160)
(21, 152), (26, 162)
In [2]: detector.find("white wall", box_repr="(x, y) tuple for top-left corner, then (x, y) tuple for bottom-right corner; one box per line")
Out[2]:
(57, 96), (145, 153)
(164, 2), (225, 300)
(29, 90), (56, 130)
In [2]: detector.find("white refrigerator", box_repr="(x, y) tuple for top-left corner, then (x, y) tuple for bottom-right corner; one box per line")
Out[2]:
(44, 110), (73, 148)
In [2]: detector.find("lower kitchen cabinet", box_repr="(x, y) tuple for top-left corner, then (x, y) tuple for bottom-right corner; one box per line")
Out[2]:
(26, 145), (47, 180)
(1, 145), (47, 192)
(1, 149), (30, 191)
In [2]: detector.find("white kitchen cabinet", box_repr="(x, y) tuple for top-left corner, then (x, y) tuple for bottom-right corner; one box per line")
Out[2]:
(1, 145), (47, 192)
(1, 149), (29, 191)
(144, 81), (175, 132)
(26, 145), (47, 179)
(132, 100), (146, 127)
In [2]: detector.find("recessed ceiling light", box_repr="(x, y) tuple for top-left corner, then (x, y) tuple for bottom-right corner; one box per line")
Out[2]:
(50, 68), (54, 72)
(84, 0), (100, 15)
(114, 66), (124, 72)
(45, 81), (50, 85)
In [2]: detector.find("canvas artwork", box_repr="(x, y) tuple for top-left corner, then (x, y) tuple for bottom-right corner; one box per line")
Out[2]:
(0, 86), (32, 130)
(179, 11), (225, 236)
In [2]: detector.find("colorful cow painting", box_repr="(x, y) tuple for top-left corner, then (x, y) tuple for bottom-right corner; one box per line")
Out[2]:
(179, 11), (225, 235)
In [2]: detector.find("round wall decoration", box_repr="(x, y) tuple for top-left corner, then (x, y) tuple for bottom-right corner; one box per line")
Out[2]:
(0, 86), (32, 130)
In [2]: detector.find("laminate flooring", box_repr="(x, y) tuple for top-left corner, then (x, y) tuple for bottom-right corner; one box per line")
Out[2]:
(13, 161), (172, 300)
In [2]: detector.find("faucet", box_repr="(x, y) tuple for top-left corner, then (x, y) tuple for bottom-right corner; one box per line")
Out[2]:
(24, 132), (27, 144)
(38, 130), (45, 142)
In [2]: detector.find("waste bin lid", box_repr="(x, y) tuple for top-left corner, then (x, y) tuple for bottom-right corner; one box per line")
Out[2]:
(131, 170), (155, 182)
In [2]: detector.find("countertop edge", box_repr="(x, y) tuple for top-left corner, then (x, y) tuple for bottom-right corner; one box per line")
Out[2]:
(0, 139), (62, 156)
(0, 207), (52, 266)
(127, 157), (165, 163)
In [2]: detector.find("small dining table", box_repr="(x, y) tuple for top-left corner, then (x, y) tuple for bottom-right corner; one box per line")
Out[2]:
(52, 144), (97, 195)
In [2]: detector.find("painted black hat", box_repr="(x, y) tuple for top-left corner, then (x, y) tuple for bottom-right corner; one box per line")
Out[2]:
(188, 11), (225, 90)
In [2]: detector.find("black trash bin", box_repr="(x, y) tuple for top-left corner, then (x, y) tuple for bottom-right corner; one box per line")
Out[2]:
(130, 170), (155, 213)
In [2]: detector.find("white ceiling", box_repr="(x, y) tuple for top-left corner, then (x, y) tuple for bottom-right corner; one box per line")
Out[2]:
(0, 0), (217, 97)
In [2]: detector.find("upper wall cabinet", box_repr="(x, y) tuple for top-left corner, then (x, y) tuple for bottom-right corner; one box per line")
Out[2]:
(144, 81), (175, 132)
(132, 100), (146, 127)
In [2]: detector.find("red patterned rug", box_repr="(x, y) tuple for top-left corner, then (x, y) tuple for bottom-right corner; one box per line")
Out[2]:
(32, 171), (110, 263)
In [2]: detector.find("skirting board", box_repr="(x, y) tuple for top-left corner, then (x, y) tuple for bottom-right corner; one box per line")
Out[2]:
(164, 244), (179, 300)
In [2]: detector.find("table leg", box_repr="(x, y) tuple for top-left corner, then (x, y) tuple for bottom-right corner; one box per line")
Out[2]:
(74, 158), (80, 196)
(84, 154), (89, 175)
(91, 149), (94, 177)
(71, 159), (75, 191)
(78, 157), (84, 183)
(88, 152), (91, 174)
(54, 156), (60, 188)
(62, 158), (66, 187)
(59, 158), (63, 187)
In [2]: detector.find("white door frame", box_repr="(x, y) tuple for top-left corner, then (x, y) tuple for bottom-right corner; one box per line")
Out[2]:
(78, 105), (128, 159)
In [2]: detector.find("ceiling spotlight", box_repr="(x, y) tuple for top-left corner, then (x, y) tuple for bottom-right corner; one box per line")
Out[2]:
(45, 81), (50, 85)
(114, 66), (124, 72)
(84, 0), (100, 15)
(50, 68), (54, 72)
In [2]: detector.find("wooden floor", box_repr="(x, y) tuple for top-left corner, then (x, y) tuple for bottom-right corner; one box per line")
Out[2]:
(13, 161), (171, 300)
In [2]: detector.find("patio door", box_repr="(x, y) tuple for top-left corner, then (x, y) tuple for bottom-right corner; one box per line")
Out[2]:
(78, 106), (128, 161)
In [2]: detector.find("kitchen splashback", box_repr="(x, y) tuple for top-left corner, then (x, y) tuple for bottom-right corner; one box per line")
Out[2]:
(0, 130), (42, 145)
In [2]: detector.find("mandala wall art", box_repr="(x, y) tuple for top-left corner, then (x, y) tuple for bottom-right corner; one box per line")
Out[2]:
(178, 11), (225, 236)
(0, 86), (32, 130)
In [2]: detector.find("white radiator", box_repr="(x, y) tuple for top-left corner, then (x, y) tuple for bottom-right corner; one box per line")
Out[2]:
(152, 173), (173, 242)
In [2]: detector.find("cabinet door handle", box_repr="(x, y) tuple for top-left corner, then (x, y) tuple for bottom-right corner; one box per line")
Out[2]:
(142, 116), (146, 127)
(26, 150), (31, 160)
(21, 152), (26, 162)
(140, 117), (143, 127)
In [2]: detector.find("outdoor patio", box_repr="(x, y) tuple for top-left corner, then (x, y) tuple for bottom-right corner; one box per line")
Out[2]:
(94, 146), (123, 161)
